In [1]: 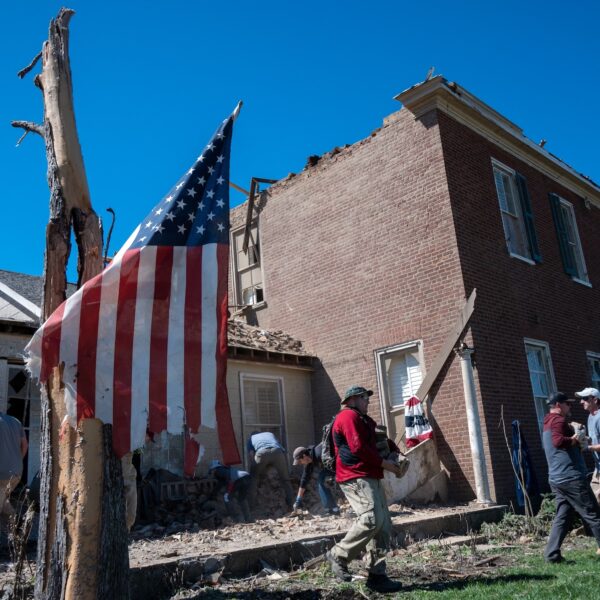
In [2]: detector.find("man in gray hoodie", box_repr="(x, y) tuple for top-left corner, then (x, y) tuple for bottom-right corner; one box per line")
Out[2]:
(0, 411), (28, 518)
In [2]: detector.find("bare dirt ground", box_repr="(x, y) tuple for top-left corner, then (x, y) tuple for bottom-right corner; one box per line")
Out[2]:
(128, 501), (460, 568)
(0, 501), (466, 596)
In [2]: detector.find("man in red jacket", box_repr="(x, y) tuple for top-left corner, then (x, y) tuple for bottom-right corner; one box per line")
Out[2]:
(326, 385), (404, 593)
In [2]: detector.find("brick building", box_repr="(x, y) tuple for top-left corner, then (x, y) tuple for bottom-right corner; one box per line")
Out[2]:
(229, 76), (600, 503)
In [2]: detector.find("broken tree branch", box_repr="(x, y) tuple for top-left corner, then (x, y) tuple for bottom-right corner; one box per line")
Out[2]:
(11, 120), (44, 138)
(17, 50), (43, 79)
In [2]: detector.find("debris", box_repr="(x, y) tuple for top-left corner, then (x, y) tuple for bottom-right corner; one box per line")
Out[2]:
(257, 560), (287, 580)
(228, 319), (308, 355)
(473, 554), (502, 568)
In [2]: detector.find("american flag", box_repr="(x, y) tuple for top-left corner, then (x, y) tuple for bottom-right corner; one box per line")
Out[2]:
(26, 105), (242, 470)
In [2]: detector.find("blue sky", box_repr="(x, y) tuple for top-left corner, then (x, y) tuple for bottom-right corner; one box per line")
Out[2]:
(1, 1), (598, 278)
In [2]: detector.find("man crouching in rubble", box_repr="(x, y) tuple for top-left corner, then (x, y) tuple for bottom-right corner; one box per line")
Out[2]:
(326, 385), (404, 593)
(292, 444), (340, 515)
(209, 460), (252, 523)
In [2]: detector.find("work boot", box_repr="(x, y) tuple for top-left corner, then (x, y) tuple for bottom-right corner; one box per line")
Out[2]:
(326, 551), (352, 582)
(366, 573), (403, 593)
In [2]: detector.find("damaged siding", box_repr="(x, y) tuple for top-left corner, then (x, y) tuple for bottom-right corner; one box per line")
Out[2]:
(141, 361), (313, 475)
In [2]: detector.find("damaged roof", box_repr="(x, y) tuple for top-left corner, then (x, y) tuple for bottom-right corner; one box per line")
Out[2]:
(228, 318), (313, 365)
(228, 318), (309, 355)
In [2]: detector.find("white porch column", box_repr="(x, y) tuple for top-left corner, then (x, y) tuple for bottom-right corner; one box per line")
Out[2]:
(456, 344), (493, 504)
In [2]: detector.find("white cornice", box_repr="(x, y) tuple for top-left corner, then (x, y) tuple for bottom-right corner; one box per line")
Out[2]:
(0, 281), (40, 321)
(395, 77), (600, 208)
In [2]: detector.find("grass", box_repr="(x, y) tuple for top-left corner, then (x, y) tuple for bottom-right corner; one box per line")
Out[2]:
(388, 540), (600, 599)
(171, 538), (600, 599)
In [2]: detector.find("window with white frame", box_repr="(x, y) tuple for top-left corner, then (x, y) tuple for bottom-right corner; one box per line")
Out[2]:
(492, 161), (540, 262)
(375, 342), (423, 410)
(524, 340), (556, 432)
(549, 194), (589, 284)
(232, 223), (264, 306)
(587, 353), (600, 390)
(241, 375), (285, 455)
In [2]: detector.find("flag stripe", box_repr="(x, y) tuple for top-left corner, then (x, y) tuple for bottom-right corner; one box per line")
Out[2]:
(76, 273), (103, 420)
(112, 249), (141, 457)
(201, 244), (218, 429)
(94, 261), (122, 424)
(184, 247), (203, 433)
(148, 246), (173, 434)
(60, 290), (83, 425)
(166, 247), (187, 434)
(130, 246), (157, 450)
(215, 243), (238, 463)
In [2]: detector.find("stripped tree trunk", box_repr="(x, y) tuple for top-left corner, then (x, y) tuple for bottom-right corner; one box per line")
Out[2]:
(13, 8), (129, 599)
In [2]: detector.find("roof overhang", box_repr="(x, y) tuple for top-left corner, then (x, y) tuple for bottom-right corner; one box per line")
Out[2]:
(395, 77), (600, 208)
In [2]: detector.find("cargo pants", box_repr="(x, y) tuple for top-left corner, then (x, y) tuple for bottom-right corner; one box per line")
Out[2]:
(330, 477), (391, 575)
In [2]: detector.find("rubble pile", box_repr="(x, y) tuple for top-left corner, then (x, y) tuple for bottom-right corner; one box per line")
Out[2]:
(135, 474), (223, 538)
(133, 467), (343, 539)
(228, 319), (308, 355)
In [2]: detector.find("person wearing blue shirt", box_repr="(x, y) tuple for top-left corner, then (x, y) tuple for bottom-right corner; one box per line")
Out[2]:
(576, 387), (600, 504)
(246, 431), (294, 510)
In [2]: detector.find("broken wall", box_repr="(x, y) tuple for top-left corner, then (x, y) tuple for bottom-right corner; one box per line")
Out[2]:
(142, 360), (314, 475)
(229, 108), (479, 500)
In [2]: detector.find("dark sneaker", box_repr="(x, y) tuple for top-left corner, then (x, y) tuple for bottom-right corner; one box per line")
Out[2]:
(326, 551), (352, 582)
(545, 553), (563, 563)
(328, 507), (340, 516)
(366, 573), (403, 593)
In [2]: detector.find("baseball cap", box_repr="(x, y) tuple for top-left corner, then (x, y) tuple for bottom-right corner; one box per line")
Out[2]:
(208, 459), (223, 471)
(575, 387), (600, 399)
(293, 447), (309, 465)
(546, 392), (575, 406)
(342, 385), (373, 403)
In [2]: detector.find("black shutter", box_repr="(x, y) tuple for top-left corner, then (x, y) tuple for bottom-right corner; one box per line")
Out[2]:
(548, 193), (577, 276)
(516, 173), (542, 263)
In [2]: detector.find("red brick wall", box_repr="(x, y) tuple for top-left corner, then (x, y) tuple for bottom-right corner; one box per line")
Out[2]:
(438, 111), (600, 502)
(230, 108), (483, 500)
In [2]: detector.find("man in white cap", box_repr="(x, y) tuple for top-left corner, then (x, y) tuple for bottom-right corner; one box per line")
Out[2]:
(576, 387), (600, 503)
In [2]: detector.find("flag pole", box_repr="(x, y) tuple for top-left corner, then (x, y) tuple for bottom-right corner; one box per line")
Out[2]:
(232, 100), (243, 121)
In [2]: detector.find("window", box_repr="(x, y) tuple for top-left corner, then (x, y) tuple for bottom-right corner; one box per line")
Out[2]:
(375, 342), (424, 409)
(549, 194), (589, 284)
(587, 353), (600, 390)
(524, 340), (556, 432)
(240, 375), (285, 458)
(232, 223), (264, 306)
(492, 161), (541, 263)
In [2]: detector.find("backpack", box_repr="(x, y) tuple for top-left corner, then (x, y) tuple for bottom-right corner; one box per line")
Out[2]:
(320, 412), (339, 472)
(321, 408), (362, 472)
